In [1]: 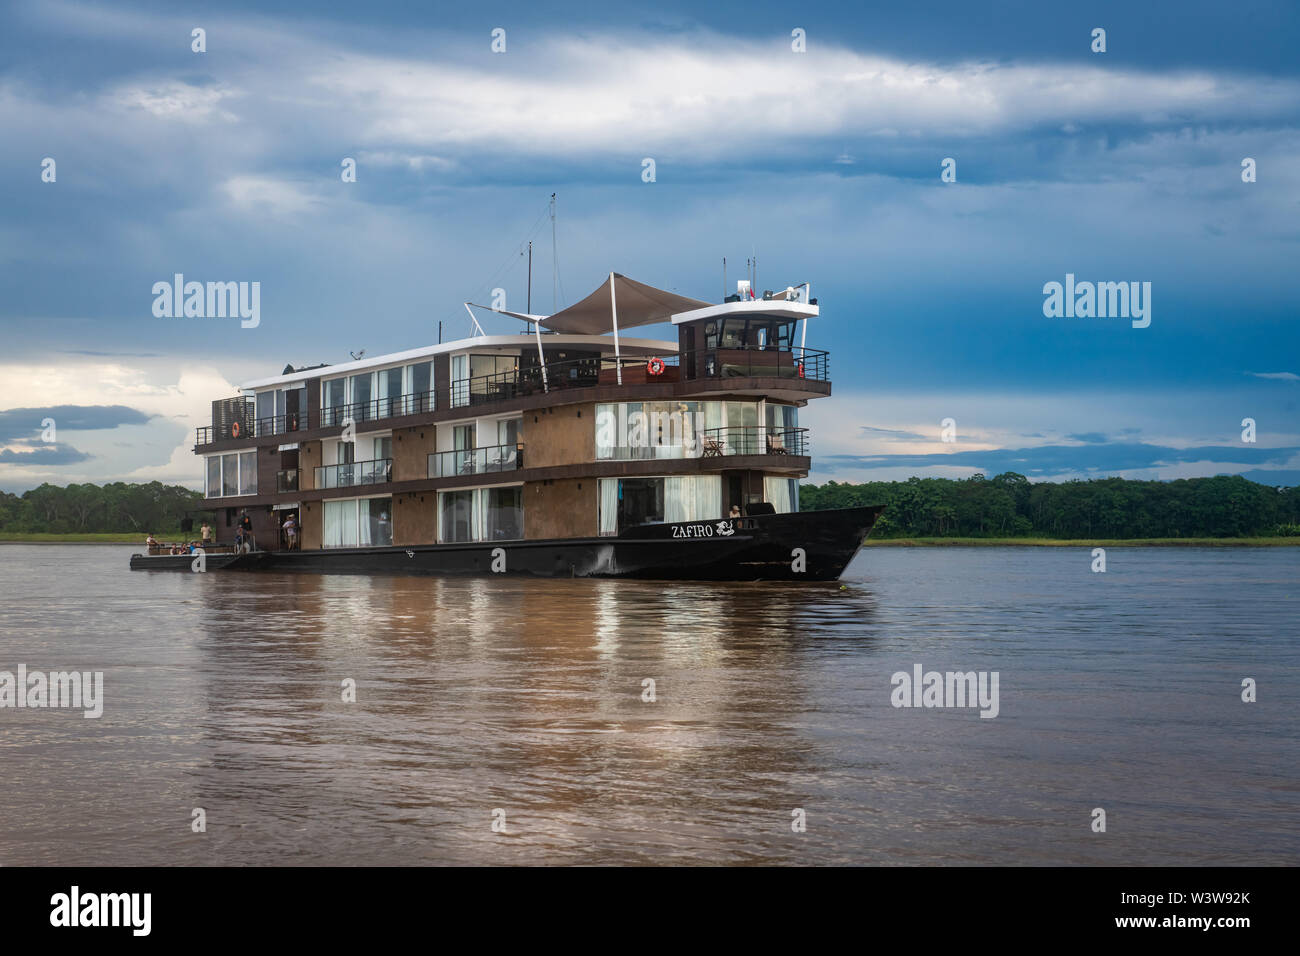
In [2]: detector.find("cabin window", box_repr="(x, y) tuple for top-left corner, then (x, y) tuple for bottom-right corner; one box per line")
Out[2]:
(322, 378), (346, 424)
(221, 453), (239, 496)
(450, 354), (470, 407)
(323, 496), (392, 548)
(407, 361), (433, 413)
(439, 489), (477, 543)
(377, 367), (404, 417)
(436, 487), (524, 543)
(349, 372), (374, 421)
(484, 487), (523, 540)
(763, 477), (799, 514)
(598, 475), (722, 533)
(364, 498), (392, 546)
(205, 452), (257, 497)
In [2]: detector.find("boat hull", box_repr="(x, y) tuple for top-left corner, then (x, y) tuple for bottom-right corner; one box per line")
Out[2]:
(128, 506), (883, 581)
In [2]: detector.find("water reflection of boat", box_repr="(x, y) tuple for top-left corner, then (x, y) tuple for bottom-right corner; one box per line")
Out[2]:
(131, 273), (882, 580)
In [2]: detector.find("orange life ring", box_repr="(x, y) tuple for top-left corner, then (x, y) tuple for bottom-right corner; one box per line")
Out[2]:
(647, 357), (666, 376)
(231, 421), (242, 438)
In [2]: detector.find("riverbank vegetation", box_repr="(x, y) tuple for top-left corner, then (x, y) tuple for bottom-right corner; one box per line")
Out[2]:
(801, 473), (1300, 540)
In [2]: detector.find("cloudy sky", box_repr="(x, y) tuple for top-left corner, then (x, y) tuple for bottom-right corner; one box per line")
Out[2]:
(1, 0), (1297, 493)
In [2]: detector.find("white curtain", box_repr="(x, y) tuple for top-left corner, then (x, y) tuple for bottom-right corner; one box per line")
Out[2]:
(694, 475), (722, 520)
(324, 500), (356, 548)
(599, 479), (619, 535)
(664, 477), (691, 523)
(764, 477), (795, 514)
(451, 354), (469, 407)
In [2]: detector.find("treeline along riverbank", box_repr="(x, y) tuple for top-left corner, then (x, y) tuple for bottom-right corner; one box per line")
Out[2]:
(2, 475), (1298, 542)
(800, 473), (1300, 540)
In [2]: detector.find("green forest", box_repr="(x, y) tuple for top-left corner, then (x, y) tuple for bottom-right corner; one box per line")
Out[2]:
(800, 473), (1300, 539)
(2, 474), (1299, 539)
(0, 482), (205, 535)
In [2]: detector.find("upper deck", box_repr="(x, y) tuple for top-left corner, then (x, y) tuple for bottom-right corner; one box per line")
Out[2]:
(194, 275), (829, 451)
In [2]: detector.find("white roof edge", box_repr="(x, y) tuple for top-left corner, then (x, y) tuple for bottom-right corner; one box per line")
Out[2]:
(670, 300), (818, 324)
(237, 334), (679, 390)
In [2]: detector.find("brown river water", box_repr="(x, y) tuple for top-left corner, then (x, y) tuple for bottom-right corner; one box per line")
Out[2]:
(0, 543), (1296, 865)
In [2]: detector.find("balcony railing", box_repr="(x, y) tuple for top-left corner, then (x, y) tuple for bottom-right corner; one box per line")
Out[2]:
(700, 426), (809, 458)
(314, 458), (393, 489)
(276, 469), (299, 493)
(195, 349), (828, 445)
(197, 392), (436, 445)
(446, 347), (829, 409)
(320, 391), (436, 428)
(428, 443), (523, 478)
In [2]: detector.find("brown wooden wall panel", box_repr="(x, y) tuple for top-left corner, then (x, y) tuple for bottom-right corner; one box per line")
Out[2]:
(300, 440), (321, 491)
(392, 425), (436, 482)
(523, 402), (594, 470)
(524, 478), (596, 539)
(392, 491), (435, 546)
(300, 501), (322, 550)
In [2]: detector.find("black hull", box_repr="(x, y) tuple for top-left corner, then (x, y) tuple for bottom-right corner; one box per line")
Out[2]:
(129, 506), (883, 581)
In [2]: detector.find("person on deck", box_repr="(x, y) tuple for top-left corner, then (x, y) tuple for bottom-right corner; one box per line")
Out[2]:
(200, 522), (213, 547)
(237, 511), (254, 552)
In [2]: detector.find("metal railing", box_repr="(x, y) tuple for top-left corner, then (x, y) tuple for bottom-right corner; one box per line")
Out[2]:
(683, 347), (828, 382)
(320, 390), (436, 427)
(700, 426), (809, 458)
(314, 457), (393, 489)
(276, 469), (299, 493)
(445, 347), (829, 410)
(428, 443), (522, 478)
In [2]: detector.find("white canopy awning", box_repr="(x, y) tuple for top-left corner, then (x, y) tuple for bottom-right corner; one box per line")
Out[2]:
(539, 274), (710, 334)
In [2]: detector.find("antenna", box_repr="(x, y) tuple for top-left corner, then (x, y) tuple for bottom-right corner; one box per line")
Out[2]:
(527, 240), (532, 314)
(349, 349), (366, 361)
(722, 257), (727, 300)
(550, 193), (557, 312)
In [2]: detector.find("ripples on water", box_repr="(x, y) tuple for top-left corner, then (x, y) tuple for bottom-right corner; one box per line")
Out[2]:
(0, 544), (1296, 865)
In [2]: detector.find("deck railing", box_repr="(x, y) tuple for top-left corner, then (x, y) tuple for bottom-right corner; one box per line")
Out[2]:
(314, 458), (393, 489)
(699, 426), (809, 458)
(428, 443), (522, 478)
(320, 390), (436, 427)
(195, 349), (827, 445)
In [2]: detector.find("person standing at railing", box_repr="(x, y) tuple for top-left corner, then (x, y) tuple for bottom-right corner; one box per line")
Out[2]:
(200, 522), (213, 548)
(237, 510), (254, 553)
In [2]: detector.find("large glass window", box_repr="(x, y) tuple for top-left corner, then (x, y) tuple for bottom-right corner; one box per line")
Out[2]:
(599, 476), (720, 532)
(323, 378), (345, 412)
(439, 489), (477, 543)
(323, 499), (356, 548)
(350, 372), (373, 420)
(596, 402), (703, 460)
(206, 453), (257, 497)
(363, 498), (392, 546)
(239, 451), (257, 495)
(596, 401), (767, 460)
(764, 477), (799, 514)
(436, 487), (522, 542)
(450, 354), (469, 407)
(323, 496), (391, 548)
(221, 453), (238, 497)
(408, 361), (433, 414)
(377, 367), (403, 417)
(484, 487), (523, 541)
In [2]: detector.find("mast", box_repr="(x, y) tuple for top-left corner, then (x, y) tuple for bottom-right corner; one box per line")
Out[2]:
(550, 193), (557, 312)
(527, 241), (532, 314)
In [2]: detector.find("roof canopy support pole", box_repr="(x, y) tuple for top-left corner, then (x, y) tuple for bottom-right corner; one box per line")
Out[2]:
(533, 320), (549, 393)
(609, 272), (622, 386)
